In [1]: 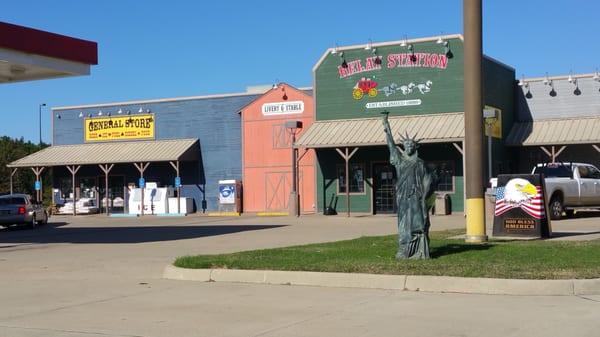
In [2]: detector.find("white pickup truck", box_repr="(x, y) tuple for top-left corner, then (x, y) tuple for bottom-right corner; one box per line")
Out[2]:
(532, 163), (600, 220)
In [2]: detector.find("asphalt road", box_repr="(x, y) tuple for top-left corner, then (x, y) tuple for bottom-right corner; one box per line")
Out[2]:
(0, 214), (598, 337)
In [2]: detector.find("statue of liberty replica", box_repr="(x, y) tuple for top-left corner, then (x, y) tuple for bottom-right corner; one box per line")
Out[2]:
(381, 111), (436, 259)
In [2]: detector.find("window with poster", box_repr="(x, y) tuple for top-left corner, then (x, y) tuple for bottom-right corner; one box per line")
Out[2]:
(337, 163), (366, 194)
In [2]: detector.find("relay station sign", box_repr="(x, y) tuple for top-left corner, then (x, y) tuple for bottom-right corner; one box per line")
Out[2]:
(85, 114), (155, 142)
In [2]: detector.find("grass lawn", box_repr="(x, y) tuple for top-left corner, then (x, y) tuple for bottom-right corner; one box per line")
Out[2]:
(174, 230), (600, 279)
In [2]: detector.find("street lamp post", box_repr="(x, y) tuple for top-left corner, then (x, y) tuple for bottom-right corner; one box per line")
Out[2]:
(39, 103), (46, 146)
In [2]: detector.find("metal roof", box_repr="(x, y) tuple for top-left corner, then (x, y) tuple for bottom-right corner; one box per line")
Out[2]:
(7, 138), (199, 168)
(506, 116), (600, 146)
(295, 113), (464, 148)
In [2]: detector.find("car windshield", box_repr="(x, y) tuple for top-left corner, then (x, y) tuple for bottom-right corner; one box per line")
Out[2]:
(533, 165), (573, 178)
(0, 197), (27, 205)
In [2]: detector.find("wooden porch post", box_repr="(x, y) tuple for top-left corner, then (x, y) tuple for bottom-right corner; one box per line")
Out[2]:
(98, 164), (114, 216)
(30, 167), (45, 202)
(9, 168), (17, 195)
(169, 161), (180, 214)
(66, 165), (81, 216)
(133, 162), (150, 216)
(335, 147), (359, 217)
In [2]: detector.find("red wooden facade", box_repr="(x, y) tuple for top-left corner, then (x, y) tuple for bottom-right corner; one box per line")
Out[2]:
(241, 84), (315, 213)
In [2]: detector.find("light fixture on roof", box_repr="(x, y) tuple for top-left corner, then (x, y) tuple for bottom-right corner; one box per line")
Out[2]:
(138, 107), (144, 113)
(525, 84), (532, 99)
(549, 80), (557, 97)
(281, 87), (288, 100)
(407, 44), (417, 63)
(340, 51), (348, 69)
(568, 71), (574, 83)
(88, 113), (93, 118)
(331, 44), (338, 55)
(107, 112), (111, 116)
(364, 39), (372, 50)
(98, 110), (103, 116)
(117, 108), (123, 114)
(543, 72), (550, 85)
(443, 40), (453, 59)
(400, 35), (407, 47)
(55, 114), (61, 119)
(593, 68), (600, 82)
(126, 110), (131, 115)
(436, 33), (444, 44)
(573, 78), (581, 96)
(145, 109), (151, 113)
(518, 74), (526, 86)
(78, 112), (83, 118)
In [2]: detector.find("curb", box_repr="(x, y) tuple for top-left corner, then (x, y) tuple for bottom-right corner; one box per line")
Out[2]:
(163, 265), (600, 296)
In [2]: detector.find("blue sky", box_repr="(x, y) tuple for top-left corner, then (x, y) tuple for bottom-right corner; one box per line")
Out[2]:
(1, 0), (599, 143)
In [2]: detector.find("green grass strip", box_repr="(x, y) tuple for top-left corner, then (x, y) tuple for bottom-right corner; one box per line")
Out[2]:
(174, 230), (600, 279)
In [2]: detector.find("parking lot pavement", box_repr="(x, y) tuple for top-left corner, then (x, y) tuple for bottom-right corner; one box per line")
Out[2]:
(1, 213), (599, 337)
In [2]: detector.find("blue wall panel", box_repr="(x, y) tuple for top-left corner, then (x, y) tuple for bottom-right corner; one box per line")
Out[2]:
(52, 94), (259, 211)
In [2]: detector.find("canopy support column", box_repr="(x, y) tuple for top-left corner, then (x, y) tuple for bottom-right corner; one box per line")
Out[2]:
(592, 145), (600, 154)
(335, 147), (359, 217)
(133, 162), (150, 216)
(9, 168), (17, 195)
(98, 164), (114, 216)
(169, 161), (180, 214)
(30, 167), (45, 203)
(540, 145), (566, 163)
(66, 165), (81, 216)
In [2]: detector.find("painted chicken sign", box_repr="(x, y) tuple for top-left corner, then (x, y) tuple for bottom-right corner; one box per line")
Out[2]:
(492, 174), (552, 238)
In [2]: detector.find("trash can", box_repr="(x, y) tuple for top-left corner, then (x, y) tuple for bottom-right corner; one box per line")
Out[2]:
(434, 193), (451, 215)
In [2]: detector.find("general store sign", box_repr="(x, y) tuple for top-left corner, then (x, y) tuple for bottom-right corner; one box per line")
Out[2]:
(261, 101), (304, 116)
(85, 114), (155, 142)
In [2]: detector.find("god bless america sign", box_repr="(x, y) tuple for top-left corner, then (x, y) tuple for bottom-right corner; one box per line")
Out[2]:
(492, 174), (552, 238)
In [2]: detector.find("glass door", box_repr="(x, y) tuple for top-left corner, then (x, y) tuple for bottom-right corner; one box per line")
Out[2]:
(373, 163), (397, 214)
(99, 176), (125, 214)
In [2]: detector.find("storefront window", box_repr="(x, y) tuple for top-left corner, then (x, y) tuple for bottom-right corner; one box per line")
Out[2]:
(427, 161), (455, 192)
(337, 163), (365, 193)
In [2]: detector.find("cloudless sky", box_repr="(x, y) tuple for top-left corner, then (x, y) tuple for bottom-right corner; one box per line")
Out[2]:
(1, 0), (599, 143)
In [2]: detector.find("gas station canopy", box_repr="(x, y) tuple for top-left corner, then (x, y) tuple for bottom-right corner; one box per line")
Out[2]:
(0, 21), (97, 83)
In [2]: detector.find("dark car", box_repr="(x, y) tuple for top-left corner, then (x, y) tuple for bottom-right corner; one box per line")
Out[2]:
(0, 194), (48, 229)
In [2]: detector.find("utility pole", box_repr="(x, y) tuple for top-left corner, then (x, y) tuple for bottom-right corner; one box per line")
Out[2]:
(464, 0), (488, 243)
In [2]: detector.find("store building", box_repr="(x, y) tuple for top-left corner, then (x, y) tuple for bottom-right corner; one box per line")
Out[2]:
(296, 35), (516, 214)
(9, 89), (267, 214)
(507, 73), (600, 171)
(240, 83), (315, 214)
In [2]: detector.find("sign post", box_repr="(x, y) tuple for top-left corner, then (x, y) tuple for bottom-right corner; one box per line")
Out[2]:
(174, 176), (181, 214)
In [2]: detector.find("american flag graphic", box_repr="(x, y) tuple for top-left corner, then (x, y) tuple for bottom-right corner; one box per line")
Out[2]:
(495, 186), (545, 219)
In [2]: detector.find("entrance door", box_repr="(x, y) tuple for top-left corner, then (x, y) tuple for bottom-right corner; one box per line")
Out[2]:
(373, 163), (396, 214)
(98, 176), (125, 214)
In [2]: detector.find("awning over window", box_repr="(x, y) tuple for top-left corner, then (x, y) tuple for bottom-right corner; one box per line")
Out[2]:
(295, 112), (464, 148)
(7, 138), (199, 168)
(506, 116), (600, 146)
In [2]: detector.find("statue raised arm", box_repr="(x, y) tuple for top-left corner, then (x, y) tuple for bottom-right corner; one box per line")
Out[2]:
(381, 111), (401, 166)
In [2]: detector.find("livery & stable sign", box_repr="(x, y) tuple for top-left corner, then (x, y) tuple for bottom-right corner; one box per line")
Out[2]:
(85, 114), (155, 142)
(492, 174), (552, 238)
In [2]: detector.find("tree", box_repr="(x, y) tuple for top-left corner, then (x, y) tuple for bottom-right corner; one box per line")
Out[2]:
(0, 136), (50, 197)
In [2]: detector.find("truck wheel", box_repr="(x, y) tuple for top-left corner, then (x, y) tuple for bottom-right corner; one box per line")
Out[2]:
(549, 196), (564, 220)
